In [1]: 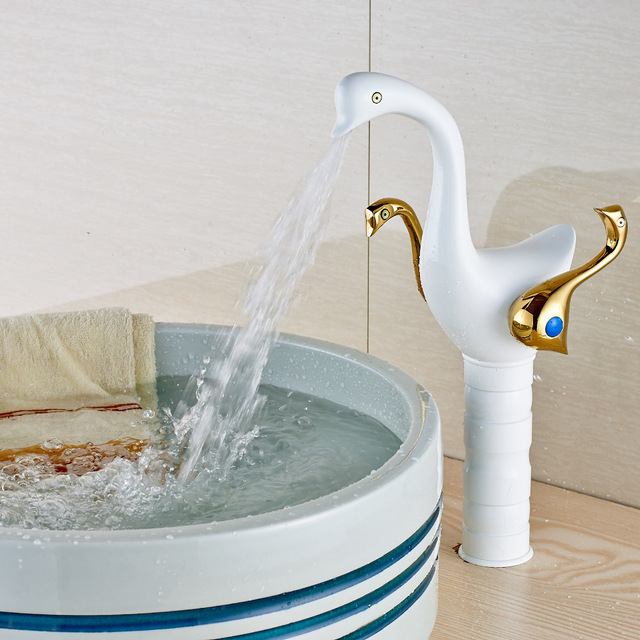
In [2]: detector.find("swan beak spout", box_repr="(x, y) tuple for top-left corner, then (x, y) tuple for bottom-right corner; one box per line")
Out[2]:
(509, 205), (628, 354)
(332, 74), (361, 138)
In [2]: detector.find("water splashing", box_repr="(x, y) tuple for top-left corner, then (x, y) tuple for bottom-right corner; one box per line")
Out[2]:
(175, 134), (350, 482)
(0, 378), (400, 530)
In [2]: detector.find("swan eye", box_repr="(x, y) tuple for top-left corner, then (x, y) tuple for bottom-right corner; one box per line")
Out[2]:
(545, 316), (563, 338)
(380, 208), (391, 220)
(372, 92), (382, 104)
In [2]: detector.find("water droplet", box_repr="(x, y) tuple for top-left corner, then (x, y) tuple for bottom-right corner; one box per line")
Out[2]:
(41, 438), (63, 451)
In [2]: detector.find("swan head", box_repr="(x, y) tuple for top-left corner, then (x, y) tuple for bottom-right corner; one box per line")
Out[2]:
(366, 198), (426, 300)
(332, 72), (421, 138)
(365, 198), (417, 237)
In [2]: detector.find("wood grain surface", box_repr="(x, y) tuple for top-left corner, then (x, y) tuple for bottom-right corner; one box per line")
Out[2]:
(433, 458), (640, 639)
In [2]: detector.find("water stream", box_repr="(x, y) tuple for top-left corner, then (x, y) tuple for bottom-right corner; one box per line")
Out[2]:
(174, 133), (350, 482)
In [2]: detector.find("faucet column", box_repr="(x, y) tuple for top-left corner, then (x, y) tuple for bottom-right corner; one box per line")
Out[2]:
(459, 355), (536, 567)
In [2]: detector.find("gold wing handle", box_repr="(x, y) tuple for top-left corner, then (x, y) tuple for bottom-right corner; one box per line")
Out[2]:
(366, 198), (425, 300)
(509, 205), (628, 354)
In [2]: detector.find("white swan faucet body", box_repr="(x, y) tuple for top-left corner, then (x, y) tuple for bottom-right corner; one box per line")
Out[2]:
(332, 72), (627, 567)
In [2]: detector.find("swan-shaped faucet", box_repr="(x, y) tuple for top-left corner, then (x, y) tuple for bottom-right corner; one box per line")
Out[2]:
(333, 72), (628, 567)
(368, 198), (627, 355)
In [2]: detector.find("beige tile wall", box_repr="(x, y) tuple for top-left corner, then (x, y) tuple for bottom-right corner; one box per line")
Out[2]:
(0, 0), (370, 347)
(1, 2), (638, 506)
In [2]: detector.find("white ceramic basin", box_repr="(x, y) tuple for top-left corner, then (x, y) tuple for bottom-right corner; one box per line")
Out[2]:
(0, 323), (442, 639)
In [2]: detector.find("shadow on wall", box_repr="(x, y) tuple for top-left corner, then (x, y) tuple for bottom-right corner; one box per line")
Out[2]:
(487, 167), (640, 507)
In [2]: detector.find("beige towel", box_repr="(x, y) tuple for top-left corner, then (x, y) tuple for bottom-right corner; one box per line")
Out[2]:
(0, 308), (157, 450)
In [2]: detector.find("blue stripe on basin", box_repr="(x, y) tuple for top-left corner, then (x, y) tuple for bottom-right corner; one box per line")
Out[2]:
(228, 542), (439, 640)
(0, 497), (441, 633)
(338, 561), (437, 640)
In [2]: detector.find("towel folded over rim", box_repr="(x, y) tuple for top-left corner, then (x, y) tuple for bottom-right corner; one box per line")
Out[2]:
(0, 308), (158, 451)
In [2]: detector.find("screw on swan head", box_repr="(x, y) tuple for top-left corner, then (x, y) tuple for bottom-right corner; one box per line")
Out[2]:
(509, 205), (628, 354)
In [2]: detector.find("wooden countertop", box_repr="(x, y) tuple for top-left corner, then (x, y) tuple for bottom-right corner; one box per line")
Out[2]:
(433, 458), (640, 640)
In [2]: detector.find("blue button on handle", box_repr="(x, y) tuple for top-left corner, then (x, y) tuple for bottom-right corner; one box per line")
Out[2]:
(545, 316), (564, 338)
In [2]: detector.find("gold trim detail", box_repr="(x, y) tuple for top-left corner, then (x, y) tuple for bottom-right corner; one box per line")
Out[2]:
(366, 198), (425, 300)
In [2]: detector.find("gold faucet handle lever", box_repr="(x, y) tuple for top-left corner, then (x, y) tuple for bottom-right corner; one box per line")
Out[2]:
(366, 198), (425, 300)
(509, 205), (628, 354)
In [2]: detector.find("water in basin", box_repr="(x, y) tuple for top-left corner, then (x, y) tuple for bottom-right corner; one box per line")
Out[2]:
(0, 374), (400, 530)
